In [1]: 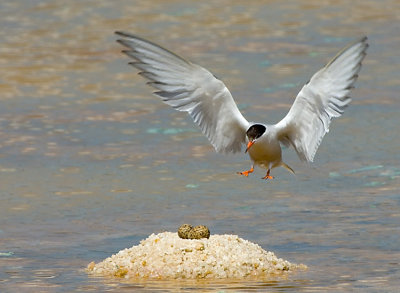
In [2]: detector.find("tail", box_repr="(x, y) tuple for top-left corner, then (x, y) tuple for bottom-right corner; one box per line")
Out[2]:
(281, 162), (295, 175)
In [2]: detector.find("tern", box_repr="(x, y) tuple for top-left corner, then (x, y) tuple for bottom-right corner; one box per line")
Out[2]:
(116, 31), (368, 179)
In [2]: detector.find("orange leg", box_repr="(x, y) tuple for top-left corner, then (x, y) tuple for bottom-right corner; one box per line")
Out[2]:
(237, 166), (254, 177)
(262, 169), (274, 180)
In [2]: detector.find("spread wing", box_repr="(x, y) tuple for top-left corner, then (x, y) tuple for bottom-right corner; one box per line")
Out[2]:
(115, 31), (250, 153)
(275, 37), (368, 162)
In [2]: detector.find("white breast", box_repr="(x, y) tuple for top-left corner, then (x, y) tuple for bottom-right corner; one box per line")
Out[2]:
(248, 132), (282, 169)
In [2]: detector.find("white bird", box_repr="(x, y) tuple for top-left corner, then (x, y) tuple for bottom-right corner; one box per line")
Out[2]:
(115, 31), (368, 180)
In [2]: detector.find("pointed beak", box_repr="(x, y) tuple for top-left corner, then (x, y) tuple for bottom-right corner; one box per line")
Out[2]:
(245, 140), (255, 153)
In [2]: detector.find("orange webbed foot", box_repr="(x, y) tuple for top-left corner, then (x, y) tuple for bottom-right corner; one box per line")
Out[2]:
(262, 169), (274, 180)
(237, 166), (254, 177)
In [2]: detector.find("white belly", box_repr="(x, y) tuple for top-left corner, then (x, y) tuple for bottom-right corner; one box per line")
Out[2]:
(248, 137), (282, 169)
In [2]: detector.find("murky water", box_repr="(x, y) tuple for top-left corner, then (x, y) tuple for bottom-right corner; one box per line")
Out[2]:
(1, 0), (399, 291)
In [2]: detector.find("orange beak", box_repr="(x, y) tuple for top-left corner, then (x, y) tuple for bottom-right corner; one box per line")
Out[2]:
(245, 140), (255, 153)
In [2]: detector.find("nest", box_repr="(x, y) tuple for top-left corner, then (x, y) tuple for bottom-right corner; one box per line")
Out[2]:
(87, 232), (306, 279)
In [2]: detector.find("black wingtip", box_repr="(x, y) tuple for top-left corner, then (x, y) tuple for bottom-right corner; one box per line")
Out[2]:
(115, 31), (131, 38)
(360, 36), (369, 49)
(116, 39), (130, 50)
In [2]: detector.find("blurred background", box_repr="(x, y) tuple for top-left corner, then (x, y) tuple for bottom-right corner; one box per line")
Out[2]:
(0, 0), (399, 291)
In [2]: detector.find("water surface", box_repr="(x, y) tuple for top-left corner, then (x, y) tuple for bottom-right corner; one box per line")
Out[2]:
(1, 0), (400, 292)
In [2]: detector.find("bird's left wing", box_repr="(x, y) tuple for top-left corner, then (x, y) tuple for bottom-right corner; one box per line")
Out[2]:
(275, 37), (368, 162)
(116, 31), (250, 153)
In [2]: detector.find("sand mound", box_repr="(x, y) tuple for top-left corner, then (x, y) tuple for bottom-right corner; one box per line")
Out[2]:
(87, 232), (305, 279)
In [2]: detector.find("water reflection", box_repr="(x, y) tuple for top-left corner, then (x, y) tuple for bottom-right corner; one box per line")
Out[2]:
(1, 0), (400, 292)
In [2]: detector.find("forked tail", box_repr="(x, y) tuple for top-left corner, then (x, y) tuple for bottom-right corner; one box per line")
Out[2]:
(281, 162), (295, 175)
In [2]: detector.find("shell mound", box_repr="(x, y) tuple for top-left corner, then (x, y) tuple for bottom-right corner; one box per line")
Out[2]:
(87, 232), (306, 279)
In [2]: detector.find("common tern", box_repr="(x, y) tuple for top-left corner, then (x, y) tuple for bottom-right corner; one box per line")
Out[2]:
(116, 31), (368, 179)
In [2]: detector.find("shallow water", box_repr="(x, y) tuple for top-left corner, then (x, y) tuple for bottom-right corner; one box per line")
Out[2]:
(1, 0), (400, 292)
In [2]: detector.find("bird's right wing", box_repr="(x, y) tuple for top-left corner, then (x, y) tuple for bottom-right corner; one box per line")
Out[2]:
(116, 32), (250, 153)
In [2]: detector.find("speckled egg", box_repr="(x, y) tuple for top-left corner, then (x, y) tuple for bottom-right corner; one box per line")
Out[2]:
(188, 225), (210, 239)
(178, 224), (193, 239)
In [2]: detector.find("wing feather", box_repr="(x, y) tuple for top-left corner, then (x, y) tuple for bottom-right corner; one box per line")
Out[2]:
(275, 37), (368, 162)
(115, 32), (249, 153)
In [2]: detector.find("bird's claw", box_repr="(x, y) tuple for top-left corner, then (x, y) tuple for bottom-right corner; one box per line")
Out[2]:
(237, 171), (250, 177)
(237, 167), (254, 177)
(261, 169), (274, 180)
